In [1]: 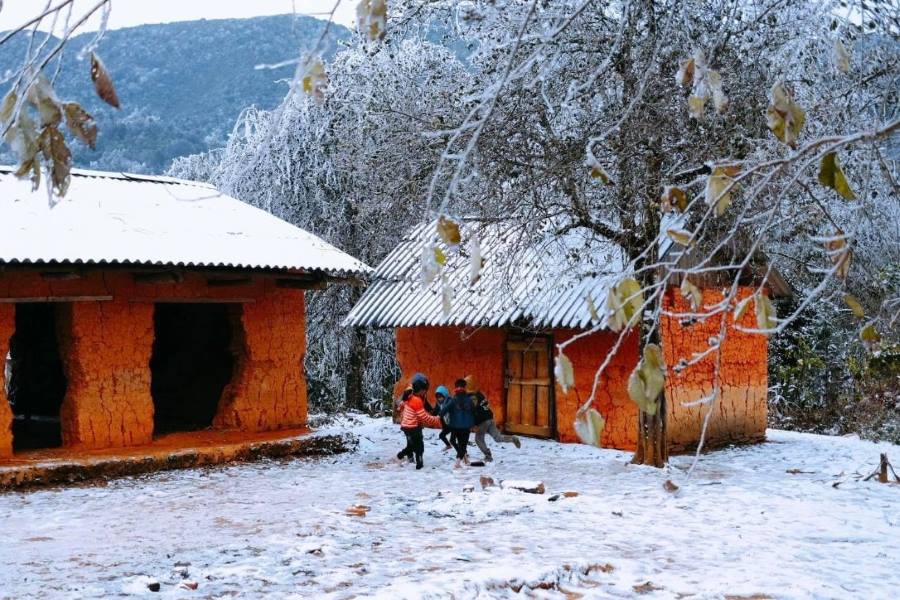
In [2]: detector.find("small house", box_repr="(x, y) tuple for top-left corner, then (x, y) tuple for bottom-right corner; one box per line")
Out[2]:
(0, 167), (369, 457)
(345, 219), (787, 451)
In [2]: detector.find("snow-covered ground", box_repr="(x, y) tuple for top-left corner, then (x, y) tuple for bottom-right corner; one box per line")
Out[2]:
(1, 416), (898, 599)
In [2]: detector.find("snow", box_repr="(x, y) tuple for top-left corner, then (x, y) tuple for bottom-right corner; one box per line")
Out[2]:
(0, 416), (898, 599)
(0, 167), (370, 277)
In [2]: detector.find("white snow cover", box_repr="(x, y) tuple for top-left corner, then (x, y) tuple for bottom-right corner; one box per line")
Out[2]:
(344, 219), (627, 329)
(0, 167), (370, 277)
(1, 416), (897, 598)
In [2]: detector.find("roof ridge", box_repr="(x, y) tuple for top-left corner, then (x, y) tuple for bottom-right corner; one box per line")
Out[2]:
(0, 165), (216, 189)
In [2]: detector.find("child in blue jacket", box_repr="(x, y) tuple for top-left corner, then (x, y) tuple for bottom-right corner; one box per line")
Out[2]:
(433, 385), (453, 451)
(439, 379), (475, 468)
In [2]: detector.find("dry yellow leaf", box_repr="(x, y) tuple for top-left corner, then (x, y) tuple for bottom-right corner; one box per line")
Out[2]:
(844, 295), (864, 318)
(705, 166), (735, 216)
(680, 277), (702, 311)
(437, 216), (461, 245)
(627, 344), (665, 415)
(555, 352), (575, 393)
(818, 153), (856, 200)
(754, 293), (777, 331)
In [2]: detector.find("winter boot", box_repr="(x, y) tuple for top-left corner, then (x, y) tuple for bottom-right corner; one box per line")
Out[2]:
(484, 453), (493, 462)
(513, 436), (521, 449)
(415, 454), (424, 470)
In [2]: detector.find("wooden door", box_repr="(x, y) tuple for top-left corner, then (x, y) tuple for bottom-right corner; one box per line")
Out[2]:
(504, 335), (553, 438)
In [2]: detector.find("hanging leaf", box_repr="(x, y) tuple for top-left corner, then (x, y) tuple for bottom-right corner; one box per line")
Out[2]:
(824, 230), (851, 279)
(437, 216), (461, 245)
(606, 277), (643, 332)
(733, 295), (752, 323)
(38, 125), (72, 196)
(7, 111), (41, 190)
(356, 0), (388, 41)
(676, 57), (695, 87)
(834, 40), (851, 74)
(26, 73), (61, 127)
(467, 236), (483, 286)
(301, 55), (328, 104)
(859, 322), (881, 352)
(588, 158), (614, 185)
(440, 273), (453, 316)
(660, 186), (687, 213)
(666, 228), (694, 247)
(63, 102), (97, 149)
(843, 294), (864, 318)
(586, 294), (600, 323)
(0, 88), (16, 125)
(687, 94), (705, 120)
(574, 408), (605, 447)
(705, 166), (735, 216)
(554, 352), (575, 393)
(420, 244), (440, 285)
(433, 246), (447, 266)
(627, 344), (665, 415)
(754, 293), (777, 331)
(817, 153), (856, 200)
(707, 70), (728, 114)
(680, 277), (702, 312)
(90, 53), (120, 108)
(766, 83), (805, 148)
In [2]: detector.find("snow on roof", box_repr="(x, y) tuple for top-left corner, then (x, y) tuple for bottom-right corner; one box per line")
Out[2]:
(344, 219), (627, 330)
(0, 167), (370, 278)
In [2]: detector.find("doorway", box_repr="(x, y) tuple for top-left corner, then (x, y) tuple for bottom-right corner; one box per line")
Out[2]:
(150, 303), (236, 435)
(504, 334), (554, 438)
(6, 303), (68, 451)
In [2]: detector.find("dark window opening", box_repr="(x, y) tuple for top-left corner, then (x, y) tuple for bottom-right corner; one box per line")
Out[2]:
(150, 303), (236, 435)
(6, 303), (68, 451)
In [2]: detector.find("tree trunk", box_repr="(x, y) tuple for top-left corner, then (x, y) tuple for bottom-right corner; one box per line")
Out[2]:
(632, 394), (668, 467)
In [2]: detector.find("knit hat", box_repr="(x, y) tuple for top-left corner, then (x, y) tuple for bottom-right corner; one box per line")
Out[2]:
(411, 372), (429, 392)
(435, 385), (450, 399)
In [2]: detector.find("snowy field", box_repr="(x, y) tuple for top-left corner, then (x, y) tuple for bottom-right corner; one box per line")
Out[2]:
(1, 416), (898, 599)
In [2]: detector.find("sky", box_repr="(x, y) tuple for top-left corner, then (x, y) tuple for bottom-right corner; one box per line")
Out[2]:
(0, 0), (357, 33)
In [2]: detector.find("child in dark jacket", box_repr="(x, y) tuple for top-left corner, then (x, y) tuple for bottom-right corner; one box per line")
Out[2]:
(433, 385), (453, 451)
(472, 390), (521, 461)
(439, 378), (476, 468)
(397, 373), (441, 469)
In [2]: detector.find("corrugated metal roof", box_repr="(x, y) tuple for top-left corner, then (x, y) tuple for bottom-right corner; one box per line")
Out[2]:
(0, 167), (370, 277)
(344, 219), (627, 330)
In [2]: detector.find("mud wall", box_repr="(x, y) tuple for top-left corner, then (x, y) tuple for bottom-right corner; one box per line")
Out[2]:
(394, 327), (506, 424)
(56, 301), (156, 448)
(554, 329), (640, 450)
(214, 289), (307, 432)
(660, 286), (768, 451)
(394, 326), (641, 449)
(0, 305), (14, 457)
(0, 270), (308, 453)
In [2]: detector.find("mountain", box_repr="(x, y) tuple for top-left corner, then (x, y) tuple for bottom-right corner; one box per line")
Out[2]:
(1, 15), (349, 174)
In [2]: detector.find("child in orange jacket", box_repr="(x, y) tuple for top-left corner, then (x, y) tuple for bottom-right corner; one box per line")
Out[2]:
(396, 373), (441, 469)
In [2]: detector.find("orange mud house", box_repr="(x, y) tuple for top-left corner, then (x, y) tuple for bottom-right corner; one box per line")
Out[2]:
(0, 167), (368, 458)
(346, 220), (788, 452)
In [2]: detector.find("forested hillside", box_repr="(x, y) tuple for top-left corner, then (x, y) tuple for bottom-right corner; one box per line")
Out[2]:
(0, 15), (349, 173)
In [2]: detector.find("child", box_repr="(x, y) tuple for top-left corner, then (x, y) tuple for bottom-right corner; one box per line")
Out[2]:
(396, 373), (441, 469)
(433, 385), (454, 451)
(439, 378), (475, 468)
(472, 389), (521, 462)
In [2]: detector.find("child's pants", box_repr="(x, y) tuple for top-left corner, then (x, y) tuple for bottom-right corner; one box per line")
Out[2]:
(475, 419), (517, 459)
(399, 427), (424, 459)
(439, 423), (453, 448)
(450, 428), (470, 460)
